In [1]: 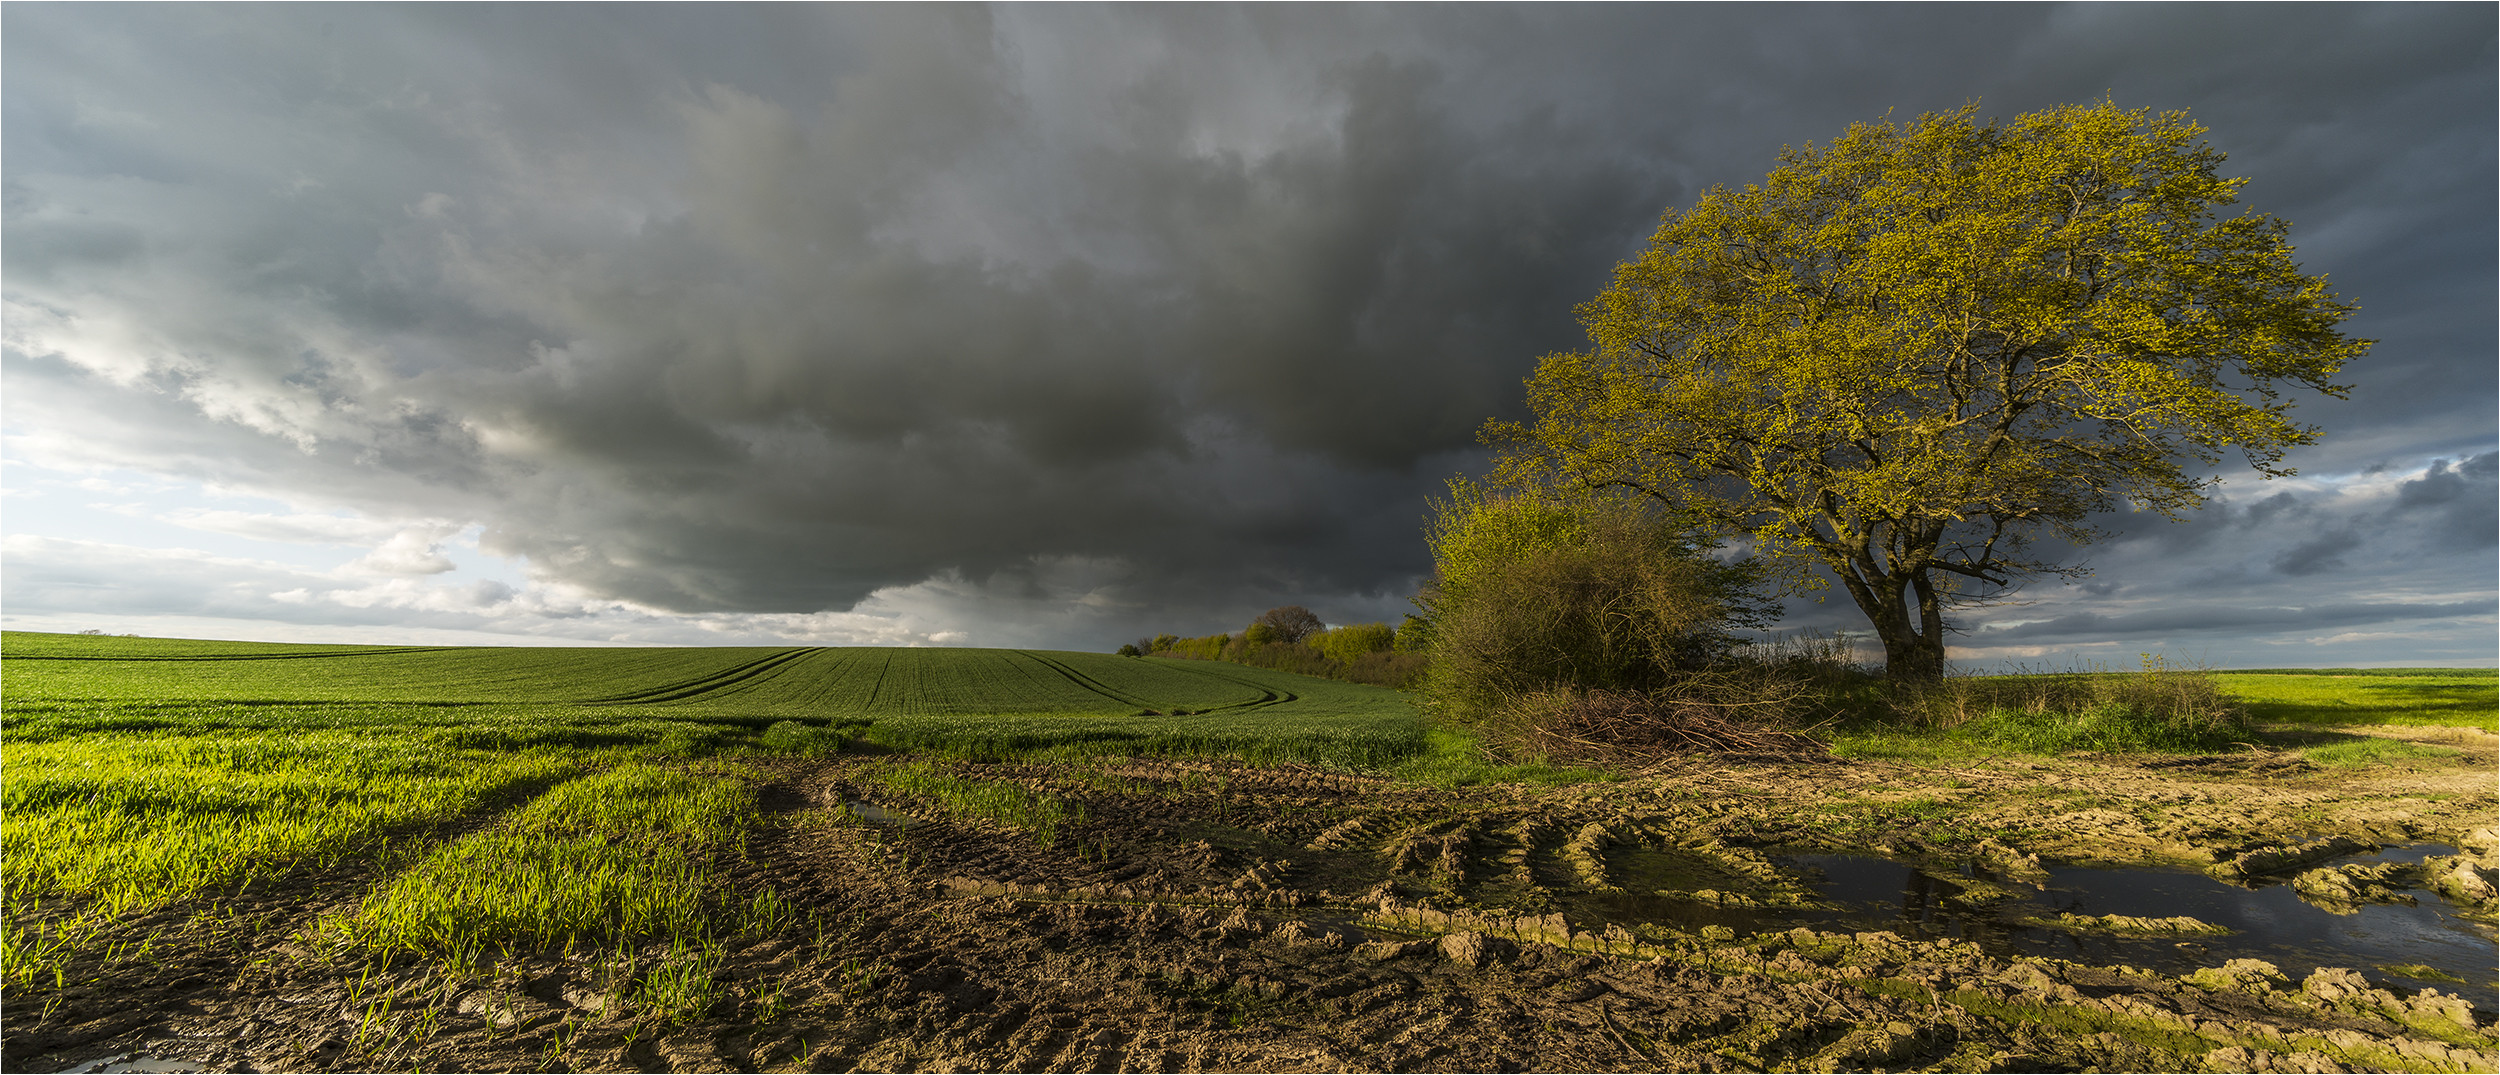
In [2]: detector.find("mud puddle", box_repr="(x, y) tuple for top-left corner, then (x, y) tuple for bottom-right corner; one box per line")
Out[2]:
(1605, 843), (2498, 1011)
(54, 1055), (200, 1074)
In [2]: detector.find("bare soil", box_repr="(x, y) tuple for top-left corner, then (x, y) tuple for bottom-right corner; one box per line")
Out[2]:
(7, 739), (2495, 1074)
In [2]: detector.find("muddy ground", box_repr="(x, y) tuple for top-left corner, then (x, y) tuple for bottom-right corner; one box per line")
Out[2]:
(7, 731), (2497, 1074)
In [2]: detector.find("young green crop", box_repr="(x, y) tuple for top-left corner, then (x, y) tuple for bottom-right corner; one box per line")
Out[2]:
(0, 631), (1429, 994)
(1, 731), (582, 989)
(327, 763), (761, 965)
(860, 762), (1083, 843)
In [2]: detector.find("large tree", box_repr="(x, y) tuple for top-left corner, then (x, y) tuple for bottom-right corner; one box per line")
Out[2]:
(1487, 102), (2369, 680)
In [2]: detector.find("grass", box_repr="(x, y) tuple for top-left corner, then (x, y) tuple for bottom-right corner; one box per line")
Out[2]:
(5, 631), (2484, 1013)
(1827, 659), (2254, 759)
(0, 631), (1427, 996)
(1, 731), (583, 989)
(1387, 723), (1618, 786)
(860, 761), (1085, 842)
(1827, 662), (2495, 760)
(2, 633), (1422, 766)
(2297, 738), (2464, 768)
(2214, 670), (2497, 732)
(324, 763), (761, 965)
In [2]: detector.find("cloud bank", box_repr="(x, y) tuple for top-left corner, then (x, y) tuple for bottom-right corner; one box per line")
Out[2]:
(4, 6), (2492, 663)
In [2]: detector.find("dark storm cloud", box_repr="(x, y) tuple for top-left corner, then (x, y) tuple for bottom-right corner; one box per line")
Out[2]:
(4, 4), (2492, 650)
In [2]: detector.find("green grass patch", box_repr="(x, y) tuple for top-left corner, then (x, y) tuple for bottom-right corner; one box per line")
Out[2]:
(1944, 703), (2252, 754)
(860, 761), (1084, 842)
(1825, 727), (2007, 763)
(1, 733), (581, 920)
(325, 764), (760, 965)
(2215, 671), (2497, 732)
(2298, 738), (2463, 768)
(1385, 723), (1618, 785)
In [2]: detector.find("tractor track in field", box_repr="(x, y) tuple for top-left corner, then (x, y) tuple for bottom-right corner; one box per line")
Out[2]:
(8, 748), (2494, 1074)
(582, 649), (819, 705)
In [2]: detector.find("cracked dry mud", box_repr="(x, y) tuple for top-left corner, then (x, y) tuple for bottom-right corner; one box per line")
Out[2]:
(7, 741), (2496, 1074)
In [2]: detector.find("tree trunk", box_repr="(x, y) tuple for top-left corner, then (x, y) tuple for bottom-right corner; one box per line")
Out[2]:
(1876, 620), (1947, 681)
(1835, 568), (1948, 682)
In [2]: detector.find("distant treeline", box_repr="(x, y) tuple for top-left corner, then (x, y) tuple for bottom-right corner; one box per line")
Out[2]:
(1118, 606), (1427, 690)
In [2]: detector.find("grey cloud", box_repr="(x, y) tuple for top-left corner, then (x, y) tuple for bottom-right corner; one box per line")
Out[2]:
(2271, 527), (2363, 577)
(4, 5), (2494, 652)
(2387, 452), (2499, 549)
(1972, 600), (2495, 644)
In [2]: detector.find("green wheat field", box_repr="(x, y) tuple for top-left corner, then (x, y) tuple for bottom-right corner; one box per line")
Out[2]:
(0, 631), (1420, 991)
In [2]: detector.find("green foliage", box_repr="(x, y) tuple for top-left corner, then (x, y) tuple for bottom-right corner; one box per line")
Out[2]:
(1394, 614), (1433, 654)
(1139, 625), (1427, 690)
(1416, 482), (1771, 730)
(1308, 622), (1396, 665)
(1486, 101), (2369, 679)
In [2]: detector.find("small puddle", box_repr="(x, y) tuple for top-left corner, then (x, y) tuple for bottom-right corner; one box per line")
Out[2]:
(1569, 844), (2497, 1011)
(845, 800), (910, 825)
(54, 1056), (202, 1074)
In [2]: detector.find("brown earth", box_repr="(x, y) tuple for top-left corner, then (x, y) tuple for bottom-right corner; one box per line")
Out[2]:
(6, 741), (2495, 1074)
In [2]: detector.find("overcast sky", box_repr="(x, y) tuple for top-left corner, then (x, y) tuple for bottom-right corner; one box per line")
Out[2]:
(4, 4), (2493, 667)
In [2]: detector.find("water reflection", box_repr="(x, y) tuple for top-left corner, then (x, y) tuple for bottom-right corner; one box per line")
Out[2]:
(1769, 845), (2497, 1012)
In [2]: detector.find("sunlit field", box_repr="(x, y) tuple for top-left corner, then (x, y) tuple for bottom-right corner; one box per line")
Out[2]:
(3, 633), (2491, 1073)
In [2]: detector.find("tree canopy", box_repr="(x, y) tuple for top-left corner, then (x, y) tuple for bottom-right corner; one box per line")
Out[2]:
(1488, 101), (2369, 679)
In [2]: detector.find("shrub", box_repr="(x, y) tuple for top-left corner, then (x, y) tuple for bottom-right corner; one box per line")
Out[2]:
(1394, 615), (1433, 654)
(1417, 484), (1771, 726)
(1486, 679), (1827, 764)
(1413, 483), (1797, 761)
(1309, 623), (1395, 665)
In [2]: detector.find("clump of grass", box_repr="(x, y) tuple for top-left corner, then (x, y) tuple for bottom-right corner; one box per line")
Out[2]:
(636, 936), (726, 1023)
(862, 762), (1083, 843)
